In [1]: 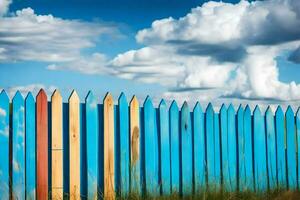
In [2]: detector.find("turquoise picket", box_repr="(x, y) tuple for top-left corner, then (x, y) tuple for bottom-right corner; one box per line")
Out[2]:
(205, 103), (215, 189)
(192, 102), (205, 192)
(275, 106), (286, 188)
(265, 107), (276, 189)
(0, 90), (9, 199)
(158, 99), (171, 195)
(214, 112), (221, 190)
(25, 93), (36, 199)
(296, 108), (300, 189)
(243, 105), (254, 190)
(143, 96), (159, 196)
(285, 106), (297, 189)
(85, 91), (99, 198)
(220, 104), (230, 190)
(12, 91), (25, 199)
(169, 101), (180, 193)
(253, 106), (267, 191)
(227, 104), (237, 191)
(237, 105), (244, 190)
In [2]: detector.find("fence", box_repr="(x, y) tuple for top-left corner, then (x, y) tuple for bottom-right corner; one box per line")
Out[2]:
(0, 89), (299, 199)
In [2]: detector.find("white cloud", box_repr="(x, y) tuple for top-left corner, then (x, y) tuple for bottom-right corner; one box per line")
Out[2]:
(3, 83), (57, 98)
(0, 0), (11, 16)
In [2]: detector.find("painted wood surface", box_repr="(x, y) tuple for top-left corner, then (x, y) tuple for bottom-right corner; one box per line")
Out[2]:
(296, 108), (300, 189)
(169, 101), (180, 193)
(180, 102), (192, 195)
(237, 105), (244, 191)
(0, 91), (10, 199)
(158, 99), (171, 195)
(103, 93), (115, 199)
(25, 93), (36, 199)
(69, 91), (81, 199)
(130, 96), (141, 194)
(143, 96), (159, 196)
(214, 112), (221, 191)
(12, 91), (25, 199)
(118, 93), (129, 196)
(286, 106), (297, 190)
(192, 102), (205, 192)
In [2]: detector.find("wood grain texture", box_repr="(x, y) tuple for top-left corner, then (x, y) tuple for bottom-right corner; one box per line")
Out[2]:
(104, 93), (115, 200)
(36, 89), (49, 199)
(51, 90), (63, 199)
(130, 96), (140, 194)
(69, 90), (81, 200)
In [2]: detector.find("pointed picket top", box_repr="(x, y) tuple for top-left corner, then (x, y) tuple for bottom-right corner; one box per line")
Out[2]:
(25, 92), (34, 102)
(0, 90), (9, 102)
(130, 95), (139, 108)
(244, 105), (251, 115)
(286, 105), (294, 116)
(220, 103), (227, 114)
(159, 99), (167, 109)
(193, 102), (202, 113)
(118, 92), (128, 105)
(265, 106), (273, 116)
(237, 104), (244, 114)
(69, 90), (80, 103)
(12, 91), (24, 104)
(143, 95), (153, 107)
(85, 90), (94, 102)
(253, 105), (261, 115)
(228, 103), (235, 113)
(181, 101), (189, 112)
(37, 89), (47, 99)
(51, 89), (62, 100)
(103, 92), (114, 106)
(170, 100), (179, 112)
(206, 102), (214, 114)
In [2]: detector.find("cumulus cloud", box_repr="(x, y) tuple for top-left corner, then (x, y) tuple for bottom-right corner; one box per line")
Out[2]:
(0, 0), (11, 16)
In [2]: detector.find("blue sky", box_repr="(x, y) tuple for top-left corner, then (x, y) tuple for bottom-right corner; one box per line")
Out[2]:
(1, 0), (300, 109)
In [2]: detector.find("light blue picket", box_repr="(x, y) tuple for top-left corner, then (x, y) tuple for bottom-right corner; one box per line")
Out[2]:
(227, 104), (237, 191)
(237, 105), (244, 191)
(0, 90), (9, 199)
(206, 103), (216, 189)
(118, 93), (130, 196)
(143, 96), (159, 196)
(180, 102), (193, 195)
(253, 106), (267, 191)
(214, 112), (221, 190)
(169, 101), (180, 193)
(243, 105), (254, 190)
(275, 106), (286, 188)
(265, 107), (276, 189)
(25, 93), (36, 199)
(296, 108), (300, 189)
(158, 99), (171, 195)
(286, 106), (297, 189)
(12, 91), (25, 199)
(85, 91), (99, 199)
(192, 102), (205, 192)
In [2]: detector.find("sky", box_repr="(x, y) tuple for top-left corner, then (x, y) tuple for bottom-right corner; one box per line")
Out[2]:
(1, 0), (300, 111)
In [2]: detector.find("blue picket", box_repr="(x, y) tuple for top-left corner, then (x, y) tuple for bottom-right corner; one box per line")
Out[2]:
(25, 93), (36, 199)
(243, 105), (254, 190)
(0, 90), (9, 199)
(286, 106), (297, 189)
(296, 108), (300, 189)
(85, 91), (99, 199)
(192, 102), (205, 192)
(275, 106), (286, 188)
(169, 101), (180, 193)
(143, 96), (159, 196)
(214, 112), (221, 190)
(180, 102), (193, 195)
(158, 99), (171, 195)
(265, 107), (276, 189)
(237, 105), (244, 191)
(227, 104), (237, 191)
(253, 106), (267, 191)
(12, 91), (25, 199)
(206, 103), (215, 189)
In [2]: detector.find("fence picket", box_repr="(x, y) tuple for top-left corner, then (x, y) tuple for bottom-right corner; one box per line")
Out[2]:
(206, 103), (215, 189)
(296, 108), (300, 189)
(12, 91), (25, 199)
(192, 102), (205, 192)
(169, 101), (180, 193)
(25, 93), (36, 199)
(237, 105), (244, 191)
(286, 106), (297, 189)
(0, 90), (9, 199)
(214, 112), (221, 191)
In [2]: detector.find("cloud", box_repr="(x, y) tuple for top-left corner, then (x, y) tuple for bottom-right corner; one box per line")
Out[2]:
(0, 108), (6, 117)
(0, 7), (120, 62)
(0, 0), (11, 16)
(288, 46), (300, 63)
(2, 83), (57, 98)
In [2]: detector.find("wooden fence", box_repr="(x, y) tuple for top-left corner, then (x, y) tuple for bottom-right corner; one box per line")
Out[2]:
(0, 89), (299, 199)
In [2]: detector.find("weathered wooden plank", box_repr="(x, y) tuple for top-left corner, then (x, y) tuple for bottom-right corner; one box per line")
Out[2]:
(69, 90), (81, 199)
(169, 101), (180, 193)
(0, 90), (10, 199)
(12, 91), (25, 199)
(265, 107), (276, 189)
(118, 93), (130, 196)
(130, 96), (141, 194)
(36, 89), (49, 199)
(158, 99), (171, 195)
(85, 91), (99, 199)
(285, 106), (297, 190)
(180, 102), (192, 195)
(275, 106), (286, 188)
(243, 105), (254, 190)
(237, 105), (244, 191)
(227, 104), (237, 191)
(143, 96), (159, 196)
(51, 90), (63, 199)
(253, 106), (267, 191)
(192, 102), (205, 192)
(296, 108), (300, 189)
(206, 103), (215, 189)
(25, 93), (36, 199)
(214, 112), (221, 191)
(103, 93), (115, 199)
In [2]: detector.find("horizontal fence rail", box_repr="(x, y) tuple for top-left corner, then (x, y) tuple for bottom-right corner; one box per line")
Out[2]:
(0, 89), (299, 199)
